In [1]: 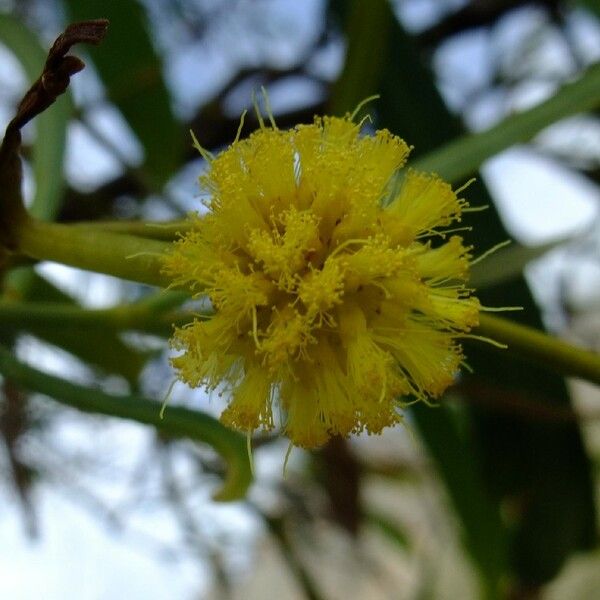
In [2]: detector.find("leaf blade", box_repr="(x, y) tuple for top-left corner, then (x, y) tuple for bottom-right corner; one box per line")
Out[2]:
(64, 0), (182, 188)
(0, 344), (252, 501)
(329, 0), (597, 591)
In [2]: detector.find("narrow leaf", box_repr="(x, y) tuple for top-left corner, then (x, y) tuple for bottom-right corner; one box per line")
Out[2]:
(414, 63), (600, 183)
(330, 0), (596, 591)
(0, 345), (252, 501)
(64, 0), (182, 187)
(3, 270), (153, 384)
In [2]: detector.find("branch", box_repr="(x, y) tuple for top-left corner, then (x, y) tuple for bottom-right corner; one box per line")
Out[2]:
(16, 219), (171, 288)
(0, 345), (252, 501)
(0, 20), (109, 250)
(416, 0), (561, 48)
(0, 297), (193, 337)
(6, 20), (108, 135)
(476, 313), (600, 386)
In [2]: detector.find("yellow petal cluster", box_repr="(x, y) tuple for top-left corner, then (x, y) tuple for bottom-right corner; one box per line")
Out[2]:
(163, 114), (479, 448)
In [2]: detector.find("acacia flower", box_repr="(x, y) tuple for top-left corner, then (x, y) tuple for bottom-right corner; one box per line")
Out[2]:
(163, 111), (480, 448)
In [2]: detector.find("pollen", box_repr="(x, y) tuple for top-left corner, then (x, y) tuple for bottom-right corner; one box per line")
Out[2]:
(163, 111), (480, 448)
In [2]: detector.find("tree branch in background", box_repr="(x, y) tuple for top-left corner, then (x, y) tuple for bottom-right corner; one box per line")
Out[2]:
(416, 0), (561, 48)
(58, 98), (326, 222)
(0, 379), (37, 538)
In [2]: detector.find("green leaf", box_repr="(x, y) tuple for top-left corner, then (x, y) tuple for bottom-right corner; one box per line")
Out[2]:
(3, 269), (152, 384)
(330, 1), (465, 157)
(0, 345), (252, 501)
(0, 291), (192, 336)
(0, 13), (71, 219)
(329, 0), (391, 116)
(10, 269), (74, 303)
(578, 0), (600, 20)
(330, 0), (596, 592)
(411, 403), (507, 589)
(35, 326), (153, 384)
(414, 62), (600, 183)
(64, 0), (182, 188)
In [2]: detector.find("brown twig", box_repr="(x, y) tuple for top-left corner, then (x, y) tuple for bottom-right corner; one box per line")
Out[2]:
(6, 19), (108, 136)
(0, 19), (109, 251)
(0, 379), (37, 538)
(416, 0), (561, 48)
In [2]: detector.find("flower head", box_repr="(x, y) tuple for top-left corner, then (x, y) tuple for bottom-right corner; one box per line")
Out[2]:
(163, 113), (480, 448)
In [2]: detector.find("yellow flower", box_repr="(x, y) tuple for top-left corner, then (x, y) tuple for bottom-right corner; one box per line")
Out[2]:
(163, 113), (480, 448)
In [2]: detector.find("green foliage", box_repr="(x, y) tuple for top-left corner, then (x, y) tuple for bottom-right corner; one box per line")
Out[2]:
(330, 0), (597, 594)
(2, 270), (154, 383)
(470, 240), (569, 289)
(414, 62), (600, 182)
(0, 16), (150, 382)
(579, 0), (600, 20)
(0, 345), (252, 500)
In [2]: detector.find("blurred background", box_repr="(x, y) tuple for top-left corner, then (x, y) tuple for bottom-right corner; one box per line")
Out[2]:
(0, 0), (600, 598)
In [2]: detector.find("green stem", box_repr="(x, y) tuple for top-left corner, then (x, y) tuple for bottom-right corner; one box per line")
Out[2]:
(0, 300), (137, 329)
(132, 289), (190, 311)
(0, 300), (194, 336)
(414, 62), (600, 182)
(69, 219), (191, 241)
(0, 345), (252, 501)
(16, 218), (171, 287)
(3, 298), (600, 388)
(476, 313), (600, 386)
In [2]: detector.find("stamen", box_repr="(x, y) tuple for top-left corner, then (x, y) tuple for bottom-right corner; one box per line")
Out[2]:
(471, 240), (511, 266)
(235, 109), (247, 143)
(328, 238), (370, 259)
(252, 307), (260, 348)
(454, 177), (476, 195)
(480, 305), (524, 312)
(252, 89), (265, 130)
(159, 378), (178, 419)
(247, 429), (255, 477)
(190, 129), (214, 161)
(260, 86), (277, 129)
(282, 441), (294, 478)
(460, 333), (508, 349)
(125, 251), (165, 259)
(350, 94), (380, 121)
(462, 204), (489, 213)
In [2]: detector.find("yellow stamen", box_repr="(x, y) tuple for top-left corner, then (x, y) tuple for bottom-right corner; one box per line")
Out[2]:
(163, 110), (485, 449)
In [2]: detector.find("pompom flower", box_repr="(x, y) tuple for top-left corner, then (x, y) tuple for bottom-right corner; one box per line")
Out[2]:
(163, 112), (480, 448)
